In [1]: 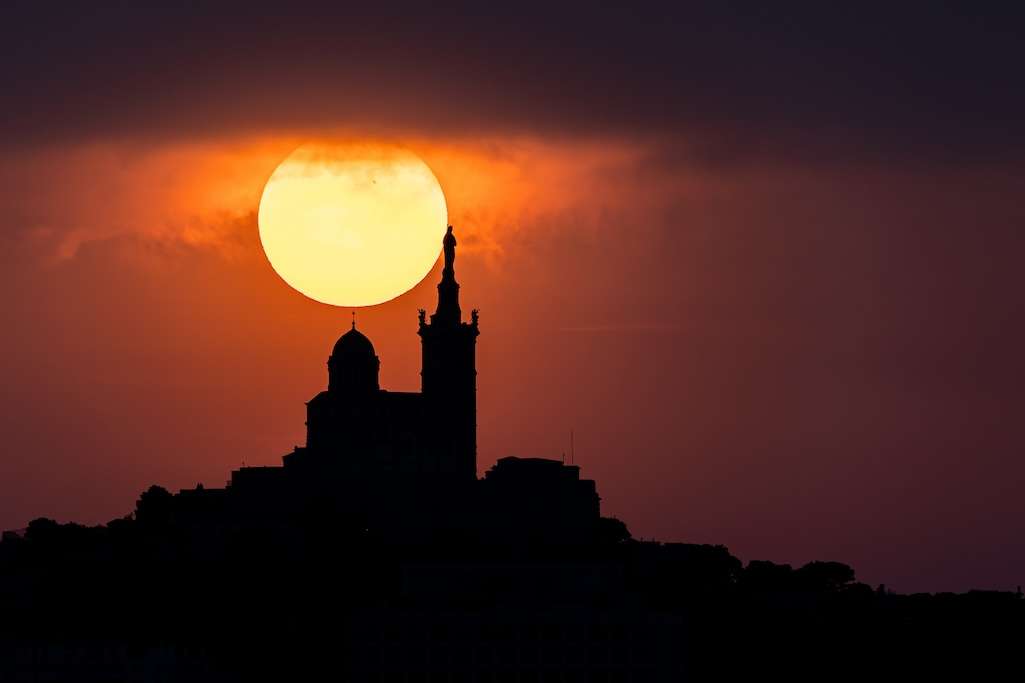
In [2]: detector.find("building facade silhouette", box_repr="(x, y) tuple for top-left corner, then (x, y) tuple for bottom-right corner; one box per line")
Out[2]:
(170, 226), (599, 541)
(289, 225), (479, 484)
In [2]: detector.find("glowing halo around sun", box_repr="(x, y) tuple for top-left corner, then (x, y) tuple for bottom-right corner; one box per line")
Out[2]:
(258, 142), (448, 307)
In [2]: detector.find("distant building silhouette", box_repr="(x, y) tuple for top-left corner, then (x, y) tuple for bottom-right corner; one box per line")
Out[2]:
(481, 457), (600, 544)
(167, 226), (599, 542)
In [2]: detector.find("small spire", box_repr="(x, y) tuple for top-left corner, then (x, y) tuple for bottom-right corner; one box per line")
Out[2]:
(351, 310), (356, 329)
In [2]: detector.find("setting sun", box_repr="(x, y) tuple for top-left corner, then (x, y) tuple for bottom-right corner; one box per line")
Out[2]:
(258, 142), (448, 307)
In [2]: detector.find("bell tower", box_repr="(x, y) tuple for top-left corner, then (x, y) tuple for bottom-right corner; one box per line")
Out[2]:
(419, 225), (479, 482)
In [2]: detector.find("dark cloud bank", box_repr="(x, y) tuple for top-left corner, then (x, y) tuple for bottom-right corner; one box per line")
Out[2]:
(3, 2), (1024, 164)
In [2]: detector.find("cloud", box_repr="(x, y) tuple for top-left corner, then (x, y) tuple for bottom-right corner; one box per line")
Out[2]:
(1, 3), (1023, 166)
(0, 139), (292, 259)
(0, 134), (669, 265)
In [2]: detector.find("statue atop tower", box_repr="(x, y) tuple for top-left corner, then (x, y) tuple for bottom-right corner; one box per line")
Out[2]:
(432, 225), (462, 327)
(444, 224), (457, 271)
(419, 225), (479, 482)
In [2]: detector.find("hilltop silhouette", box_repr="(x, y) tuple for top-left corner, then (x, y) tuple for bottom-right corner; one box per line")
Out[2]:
(1, 227), (1021, 681)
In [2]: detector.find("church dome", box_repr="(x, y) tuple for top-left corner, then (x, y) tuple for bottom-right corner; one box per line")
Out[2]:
(332, 326), (376, 358)
(328, 324), (380, 394)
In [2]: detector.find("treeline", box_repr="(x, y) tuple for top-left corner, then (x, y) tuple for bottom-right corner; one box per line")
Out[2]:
(0, 490), (1022, 681)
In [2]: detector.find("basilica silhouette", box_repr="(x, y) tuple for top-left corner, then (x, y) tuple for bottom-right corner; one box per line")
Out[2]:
(168, 226), (600, 543)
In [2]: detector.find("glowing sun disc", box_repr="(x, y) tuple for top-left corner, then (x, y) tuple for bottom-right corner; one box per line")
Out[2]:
(258, 143), (448, 307)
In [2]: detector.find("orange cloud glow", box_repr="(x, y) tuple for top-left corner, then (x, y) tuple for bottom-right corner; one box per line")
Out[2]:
(2, 135), (680, 269)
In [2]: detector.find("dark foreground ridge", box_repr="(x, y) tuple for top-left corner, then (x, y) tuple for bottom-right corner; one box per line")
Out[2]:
(1, 227), (1021, 681)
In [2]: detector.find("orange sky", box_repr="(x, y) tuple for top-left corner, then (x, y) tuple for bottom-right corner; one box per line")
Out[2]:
(2, 4), (1025, 594)
(3, 133), (1023, 594)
